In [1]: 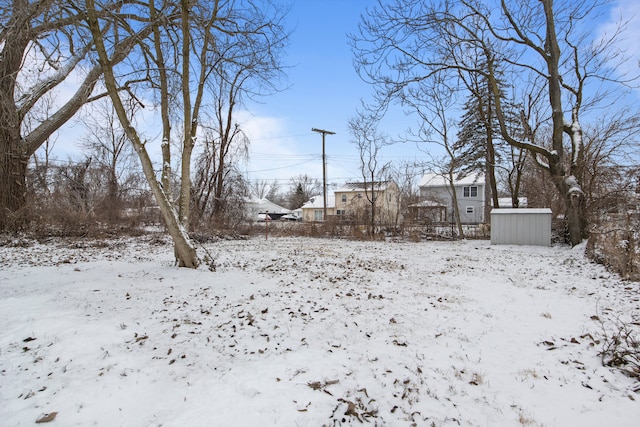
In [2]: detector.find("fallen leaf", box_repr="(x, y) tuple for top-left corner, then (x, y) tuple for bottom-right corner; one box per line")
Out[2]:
(36, 412), (57, 423)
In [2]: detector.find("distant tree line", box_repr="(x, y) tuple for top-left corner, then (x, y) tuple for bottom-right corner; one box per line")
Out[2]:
(1, 0), (639, 275)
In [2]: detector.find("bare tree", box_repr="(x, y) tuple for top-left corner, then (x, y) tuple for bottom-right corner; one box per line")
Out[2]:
(581, 109), (640, 223)
(80, 98), (137, 221)
(351, 0), (638, 245)
(192, 127), (249, 228)
(56, 157), (94, 217)
(0, 0), (141, 230)
(86, 0), (288, 267)
(193, 129), (243, 217)
(387, 160), (422, 228)
(266, 181), (286, 207)
(250, 179), (273, 199)
(403, 71), (467, 238)
(86, 0), (199, 267)
(348, 108), (392, 236)
(203, 8), (288, 224)
(287, 174), (322, 210)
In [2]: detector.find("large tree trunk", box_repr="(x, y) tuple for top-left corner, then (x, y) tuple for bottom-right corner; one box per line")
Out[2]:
(542, 0), (585, 246)
(1, 0), (30, 229)
(0, 138), (28, 230)
(566, 190), (586, 246)
(0, 0), (139, 230)
(548, 173), (585, 246)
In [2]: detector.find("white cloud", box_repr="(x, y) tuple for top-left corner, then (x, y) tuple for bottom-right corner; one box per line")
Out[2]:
(235, 111), (325, 183)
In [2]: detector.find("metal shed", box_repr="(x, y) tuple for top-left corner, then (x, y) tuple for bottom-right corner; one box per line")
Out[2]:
(490, 208), (553, 246)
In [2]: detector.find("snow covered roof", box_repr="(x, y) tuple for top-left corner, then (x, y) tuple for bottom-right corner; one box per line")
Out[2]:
(408, 200), (447, 208)
(491, 208), (552, 215)
(418, 173), (485, 187)
(334, 181), (394, 193)
(301, 194), (335, 209)
(246, 197), (290, 214)
(495, 197), (528, 208)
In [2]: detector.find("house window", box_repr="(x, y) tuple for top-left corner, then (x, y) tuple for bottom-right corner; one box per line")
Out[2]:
(463, 186), (478, 198)
(314, 210), (323, 221)
(341, 194), (347, 203)
(466, 206), (474, 214)
(357, 193), (362, 199)
(337, 209), (345, 216)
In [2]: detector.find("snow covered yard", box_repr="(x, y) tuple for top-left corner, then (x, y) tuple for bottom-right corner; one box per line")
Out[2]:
(0, 235), (638, 426)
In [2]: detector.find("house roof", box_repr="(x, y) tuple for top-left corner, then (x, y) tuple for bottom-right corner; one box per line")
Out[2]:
(301, 194), (336, 209)
(408, 200), (447, 208)
(247, 197), (290, 214)
(495, 197), (528, 208)
(334, 181), (394, 193)
(418, 173), (485, 187)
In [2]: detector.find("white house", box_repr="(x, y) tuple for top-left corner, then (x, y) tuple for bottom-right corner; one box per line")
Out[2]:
(300, 194), (336, 221)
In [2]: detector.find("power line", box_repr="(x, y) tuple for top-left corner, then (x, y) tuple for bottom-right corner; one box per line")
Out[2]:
(247, 132), (315, 142)
(245, 157), (320, 173)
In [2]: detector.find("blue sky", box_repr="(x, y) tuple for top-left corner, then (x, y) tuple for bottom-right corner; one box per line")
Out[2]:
(48, 0), (640, 190)
(241, 0), (393, 187)
(239, 0), (640, 188)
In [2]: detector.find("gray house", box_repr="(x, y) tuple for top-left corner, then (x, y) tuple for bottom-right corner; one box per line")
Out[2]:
(418, 173), (486, 224)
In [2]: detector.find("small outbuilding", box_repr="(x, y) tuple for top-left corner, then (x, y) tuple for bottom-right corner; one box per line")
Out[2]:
(490, 208), (553, 246)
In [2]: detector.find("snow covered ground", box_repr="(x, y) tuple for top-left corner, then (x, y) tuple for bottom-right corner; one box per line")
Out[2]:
(1, 235), (638, 426)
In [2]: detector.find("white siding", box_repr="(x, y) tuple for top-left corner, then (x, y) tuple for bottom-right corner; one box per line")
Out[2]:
(490, 208), (553, 246)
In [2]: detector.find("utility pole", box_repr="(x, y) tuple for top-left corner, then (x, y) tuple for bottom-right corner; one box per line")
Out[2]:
(311, 128), (335, 221)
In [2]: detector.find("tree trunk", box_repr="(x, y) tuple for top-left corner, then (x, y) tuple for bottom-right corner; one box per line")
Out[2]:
(0, 1), (30, 230)
(0, 137), (28, 230)
(565, 191), (585, 246)
(106, 166), (119, 222)
(368, 177), (376, 236)
(213, 157), (226, 223)
(448, 171), (465, 239)
(542, 0), (584, 246)
(86, 0), (199, 268)
(484, 130), (498, 223)
(1, 1), (143, 230)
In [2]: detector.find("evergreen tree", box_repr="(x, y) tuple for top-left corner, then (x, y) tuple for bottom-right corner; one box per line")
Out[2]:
(455, 62), (522, 215)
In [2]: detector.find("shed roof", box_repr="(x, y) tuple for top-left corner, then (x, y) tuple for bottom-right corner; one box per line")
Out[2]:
(491, 208), (552, 215)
